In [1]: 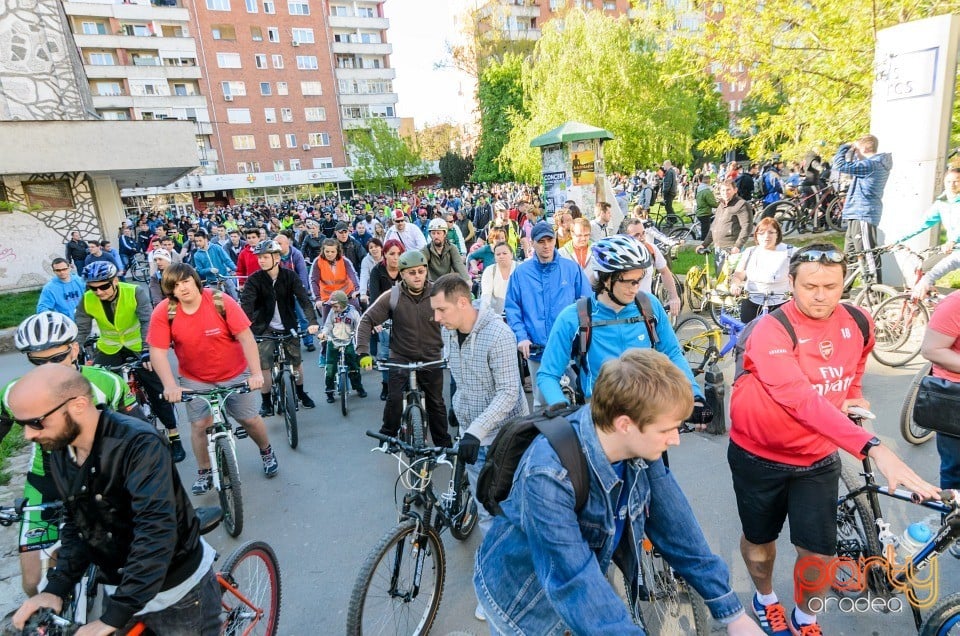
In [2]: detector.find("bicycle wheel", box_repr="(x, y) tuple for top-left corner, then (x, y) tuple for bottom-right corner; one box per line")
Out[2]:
(709, 293), (740, 328)
(684, 268), (707, 313)
(826, 197), (848, 232)
(449, 465), (479, 541)
(675, 315), (715, 374)
(280, 370), (298, 449)
(850, 283), (898, 314)
(638, 541), (710, 635)
(653, 274), (682, 328)
(834, 464), (886, 596)
(762, 201), (798, 235)
(215, 437), (244, 538)
(402, 402), (427, 448)
(871, 294), (929, 367)
(920, 592), (960, 636)
(900, 362), (935, 445)
(346, 520), (445, 636)
(220, 540), (282, 636)
(131, 256), (150, 283)
(340, 368), (348, 417)
(668, 226), (692, 243)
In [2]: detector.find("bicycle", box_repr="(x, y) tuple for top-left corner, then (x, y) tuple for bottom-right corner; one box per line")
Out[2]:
(346, 431), (477, 635)
(325, 320), (357, 417)
(103, 355), (166, 432)
(756, 186), (828, 235)
(841, 244), (899, 312)
(375, 359), (447, 450)
(899, 362), (935, 445)
(675, 310), (746, 376)
(254, 330), (304, 449)
(684, 249), (742, 326)
(834, 409), (960, 633)
(181, 383), (250, 537)
(129, 252), (150, 283)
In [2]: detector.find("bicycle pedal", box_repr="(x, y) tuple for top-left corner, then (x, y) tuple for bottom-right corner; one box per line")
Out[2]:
(234, 426), (248, 439)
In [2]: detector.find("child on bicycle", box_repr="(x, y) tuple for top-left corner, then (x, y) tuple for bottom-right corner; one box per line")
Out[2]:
(321, 291), (366, 402)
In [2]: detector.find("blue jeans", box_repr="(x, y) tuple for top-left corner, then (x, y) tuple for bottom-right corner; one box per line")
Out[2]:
(937, 433), (960, 489)
(377, 329), (390, 383)
(464, 445), (491, 537)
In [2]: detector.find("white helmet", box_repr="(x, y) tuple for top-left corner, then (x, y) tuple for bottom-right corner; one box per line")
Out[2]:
(427, 218), (448, 232)
(15, 312), (79, 353)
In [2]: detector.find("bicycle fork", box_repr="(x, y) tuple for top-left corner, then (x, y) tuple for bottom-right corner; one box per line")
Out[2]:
(206, 429), (236, 492)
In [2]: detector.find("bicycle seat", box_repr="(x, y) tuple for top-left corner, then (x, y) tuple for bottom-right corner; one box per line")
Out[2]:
(196, 506), (223, 535)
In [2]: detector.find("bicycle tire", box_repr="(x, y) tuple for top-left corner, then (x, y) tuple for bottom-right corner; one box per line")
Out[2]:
(220, 540), (282, 636)
(215, 437), (244, 538)
(684, 268), (706, 313)
(280, 370), (298, 449)
(346, 520), (445, 636)
(131, 257), (150, 283)
(826, 197), (848, 232)
(709, 294), (740, 328)
(834, 463), (887, 596)
(653, 274), (682, 328)
(762, 201), (799, 235)
(667, 226), (693, 243)
(340, 368), (348, 417)
(638, 542), (710, 635)
(919, 591), (960, 636)
(899, 362), (935, 445)
(449, 465), (479, 541)
(675, 315), (715, 375)
(871, 294), (929, 367)
(850, 283), (898, 314)
(402, 402), (427, 448)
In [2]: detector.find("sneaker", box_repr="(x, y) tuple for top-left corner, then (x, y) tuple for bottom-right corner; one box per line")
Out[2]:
(379, 383), (388, 401)
(357, 387), (368, 398)
(326, 392), (335, 403)
(474, 603), (486, 622)
(305, 343), (316, 352)
(789, 610), (823, 636)
(261, 449), (279, 478)
(298, 391), (316, 409)
(191, 472), (213, 495)
(169, 438), (186, 463)
(259, 404), (274, 418)
(752, 596), (791, 636)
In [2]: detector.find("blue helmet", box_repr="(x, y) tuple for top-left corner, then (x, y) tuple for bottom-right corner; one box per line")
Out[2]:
(591, 235), (652, 273)
(83, 261), (118, 282)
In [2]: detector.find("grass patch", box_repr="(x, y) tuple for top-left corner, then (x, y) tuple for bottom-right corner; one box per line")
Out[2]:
(0, 289), (40, 329)
(0, 426), (27, 486)
(669, 232), (844, 276)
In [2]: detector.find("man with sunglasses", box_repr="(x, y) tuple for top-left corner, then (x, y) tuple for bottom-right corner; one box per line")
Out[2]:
(623, 219), (682, 317)
(37, 258), (85, 319)
(2, 312), (143, 597)
(74, 261), (184, 463)
(9, 364), (222, 636)
(383, 209), (426, 251)
(728, 244), (938, 636)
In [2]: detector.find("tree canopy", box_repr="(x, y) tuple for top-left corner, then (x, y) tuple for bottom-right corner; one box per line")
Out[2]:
(346, 118), (425, 194)
(473, 53), (525, 183)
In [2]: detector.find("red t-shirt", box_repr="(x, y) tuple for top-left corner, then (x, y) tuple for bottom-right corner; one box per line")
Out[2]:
(148, 289), (251, 383)
(928, 290), (960, 383)
(730, 301), (876, 466)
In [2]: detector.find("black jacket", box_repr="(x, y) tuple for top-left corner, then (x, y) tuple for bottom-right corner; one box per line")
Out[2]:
(240, 266), (317, 335)
(45, 409), (203, 628)
(299, 233), (323, 262)
(339, 236), (367, 273)
(65, 239), (88, 262)
(367, 262), (400, 301)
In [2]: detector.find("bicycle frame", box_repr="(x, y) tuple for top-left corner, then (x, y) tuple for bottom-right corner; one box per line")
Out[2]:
(205, 397), (238, 493)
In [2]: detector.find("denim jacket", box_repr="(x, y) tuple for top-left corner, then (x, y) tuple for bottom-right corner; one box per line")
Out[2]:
(474, 407), (744, 635)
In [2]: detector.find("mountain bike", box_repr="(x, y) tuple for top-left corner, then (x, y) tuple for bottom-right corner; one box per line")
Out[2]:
(900, 362), (935, 445)
(327, 320), (356, 417)
(181, 383), (250, 537)
(376, 359), (447, 450)
(255, 330), (304, 449)
(346, 431), (477, 635)
(684, 249), (741, 326)
(756, 186), (828, 235)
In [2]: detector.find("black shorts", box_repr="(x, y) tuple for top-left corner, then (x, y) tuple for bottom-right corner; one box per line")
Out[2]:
(727, 441), (840, 556)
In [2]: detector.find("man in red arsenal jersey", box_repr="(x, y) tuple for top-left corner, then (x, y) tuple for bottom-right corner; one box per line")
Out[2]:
(728, 243), (939, 636)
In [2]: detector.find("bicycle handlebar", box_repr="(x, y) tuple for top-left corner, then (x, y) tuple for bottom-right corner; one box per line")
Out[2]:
(375, 359), (447, 372)
(0, 500), (64, 526)
(255, 329), (308, 343)
(366, 430), (457, 458)
(181, 383), (251, 401)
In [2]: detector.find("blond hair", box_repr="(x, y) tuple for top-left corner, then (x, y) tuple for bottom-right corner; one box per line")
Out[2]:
(591, 349), (693, 432)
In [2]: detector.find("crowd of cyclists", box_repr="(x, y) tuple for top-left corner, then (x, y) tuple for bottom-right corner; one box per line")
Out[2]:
(3, 141), (960, 634)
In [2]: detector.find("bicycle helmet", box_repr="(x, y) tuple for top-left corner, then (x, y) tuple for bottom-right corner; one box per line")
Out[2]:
(253, 240), (281, 255)
(591, 235), (652, 273)
(427, 218), (448, 232)
(83, 261), (118, 282)
(398, 251), (427, 271)
(15, 312), (79, 352)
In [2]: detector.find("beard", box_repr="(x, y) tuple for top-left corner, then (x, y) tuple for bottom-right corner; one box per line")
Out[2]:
(41, 411), (82, 452)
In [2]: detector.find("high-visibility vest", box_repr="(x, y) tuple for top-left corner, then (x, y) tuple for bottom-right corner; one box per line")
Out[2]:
(314, 258), (355, 301)
(83, 282), (142, 354)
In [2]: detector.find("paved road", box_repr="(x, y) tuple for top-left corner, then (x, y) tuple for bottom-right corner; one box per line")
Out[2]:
(0, 339), (957, 635)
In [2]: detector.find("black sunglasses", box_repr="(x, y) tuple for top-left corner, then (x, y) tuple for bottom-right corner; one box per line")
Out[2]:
(27, 349), (72, 366)
(15, 396), (81, 430)
(791, 248), (845, 265)
(87, 282), (113, 291)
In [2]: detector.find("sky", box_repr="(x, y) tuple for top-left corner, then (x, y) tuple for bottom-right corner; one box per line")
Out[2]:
(383, 0), (475, 129)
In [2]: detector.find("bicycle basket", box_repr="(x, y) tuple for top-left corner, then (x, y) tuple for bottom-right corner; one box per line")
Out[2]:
(330, 322), (355, 348)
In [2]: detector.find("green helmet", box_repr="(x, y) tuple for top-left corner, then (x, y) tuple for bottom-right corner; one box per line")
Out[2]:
(398, 251), (427, 271)
(330, 290), (349, 305)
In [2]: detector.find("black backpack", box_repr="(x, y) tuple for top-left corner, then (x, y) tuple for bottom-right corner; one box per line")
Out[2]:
(476, 404), (589, 517)
(733, 304), (871, 382)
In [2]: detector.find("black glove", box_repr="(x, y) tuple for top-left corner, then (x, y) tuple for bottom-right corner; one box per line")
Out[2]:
(688, 401), (713, 425)
(458, 433), (481, 465)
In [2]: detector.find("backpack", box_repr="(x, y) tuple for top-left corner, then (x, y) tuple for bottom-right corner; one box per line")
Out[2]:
(388, 284), (401, 317)
(757, 171), (771, 198)
(733, 304), (871, 382)
(476, 403), (588, 517)
(571, 294), (658, 404)
(168, 289), (227, 325)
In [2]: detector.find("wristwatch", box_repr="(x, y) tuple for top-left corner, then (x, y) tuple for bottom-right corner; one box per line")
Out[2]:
(860, 436), (881, 457)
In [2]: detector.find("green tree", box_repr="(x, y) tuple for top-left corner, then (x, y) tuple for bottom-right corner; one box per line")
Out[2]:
(474, 53), (525, 183)
(439, 151), (474, 188)
(412, 122), (461, 161)
(346, 118), (425, 193)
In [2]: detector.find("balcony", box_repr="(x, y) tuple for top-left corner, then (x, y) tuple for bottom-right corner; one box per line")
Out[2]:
(63, 1), (189, 21)
(342, 116), (399, 130)
(330, 41), (392, 56)
(506, 4), (539, 18)
(92, 93), (207, 109)
(328, 15), (389, 30)
(84, 64), (201, 79)
(73, 33), (196, 54)
(498, 27), (540, 40)
(338, 92), (399, 106)
(334, 66), (395, 80)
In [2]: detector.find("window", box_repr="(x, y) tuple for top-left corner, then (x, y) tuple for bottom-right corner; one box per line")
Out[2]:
(255, 54), (267, 69)
(81, 22), (107, 35)
(356, 5), (375, 17)
(289, 159), (301, 170)
(281, 107), (293, 122)
(267, 27), (279, 42)
(268, 134), (281, 149)
(307, 132), (329, 146)
(172, 83), (188, 96)
(300, 81), (322, 95)
(251, 26), (263, 41)
(216, 52), (242, 68)
(221, 80), (246, 96)
(263, 0), (275, 13)
(245, 0), (257, 11)
(89, 52), (114, 65)
(95, 82), (122, 96)
(227, 108), (252, 124)
(285, 133), (297, 148)
(273, 159), (285, 171)
(206, 0), (230, 10)
(264, 107), (276, 123)
(292, 28), (314, 44)
(359, 32), (380, 43)
(342, 105), (367, 119)
(330, 5), (348, 16)
(101, 111), (130, 120)
(313, 157), (334, 169)
(232, 135), (256, 150)
(288, 0), (309, 15)
(603, 1), (616, 9)
(370, 104), (394, 118)
(296, 56), (318, 70)
(272, 54), (284, 68)
(236, 161), (261, 173)
(211, 25), (236, 40)
(304, 107), (326, 121)
(260, 82), (272, 95)
(276, 81), (288, 95)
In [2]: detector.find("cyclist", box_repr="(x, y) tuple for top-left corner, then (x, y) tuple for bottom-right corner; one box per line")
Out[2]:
(893, 166), (960, 273)
(9, 365), (222, 635)
(421, 217), (469, 281)
(320, 290), (366, 402)
(623, 218), (682, 317)
(191, 229), (237, 299)
(2, 312), (142, 596)
(74, 261), (184, 462)
(727, 218), (793, 323)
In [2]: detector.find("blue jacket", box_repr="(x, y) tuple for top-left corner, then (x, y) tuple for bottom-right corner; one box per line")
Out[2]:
(504, 252), (591, 360)
(833, 144), (893, 225)
(538, 292), (702, 405)
(37, 275), (86, 318)
(192, 244), (235, 282)
(474, 407), (744, 634)
(761, 169), (783, 204)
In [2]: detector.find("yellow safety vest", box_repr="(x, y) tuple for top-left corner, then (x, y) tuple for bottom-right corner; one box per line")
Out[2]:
(83, 283), (143, 354)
